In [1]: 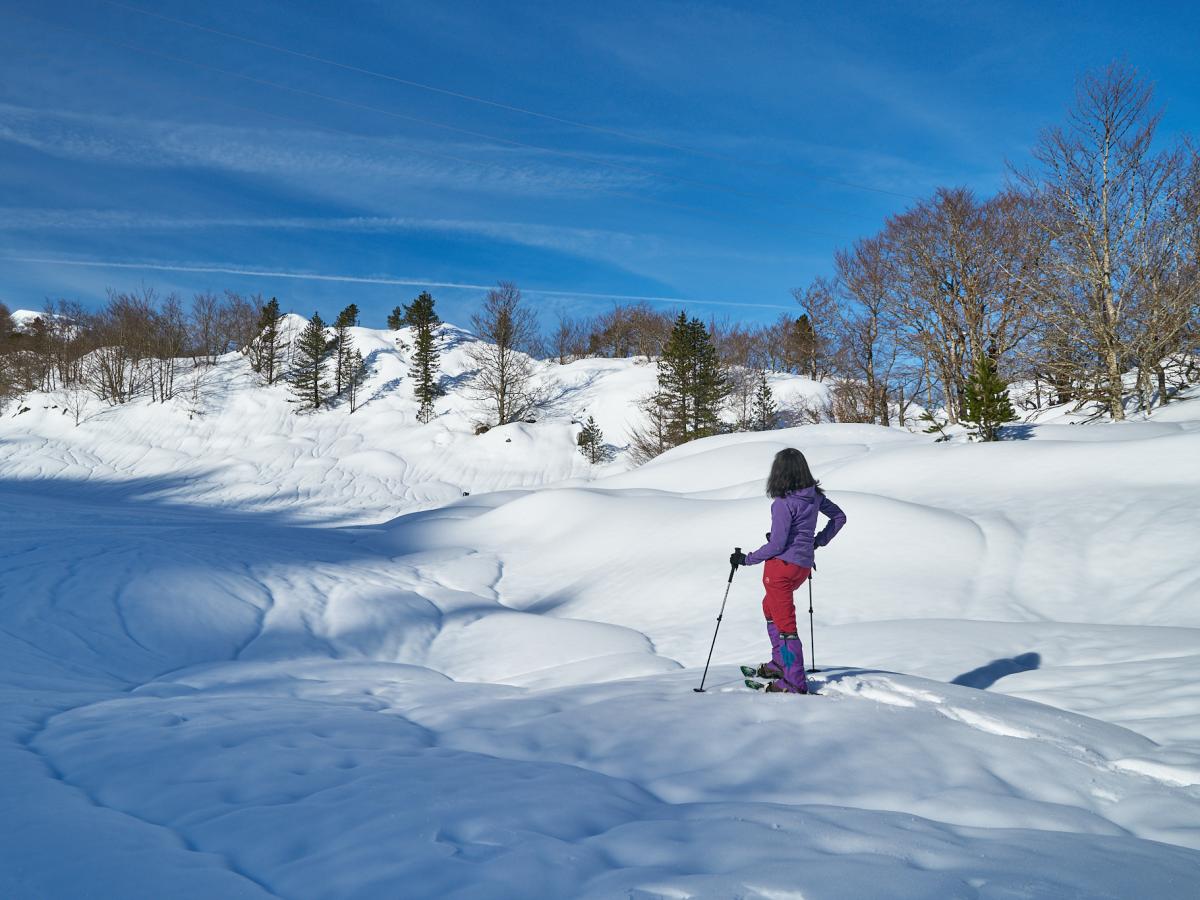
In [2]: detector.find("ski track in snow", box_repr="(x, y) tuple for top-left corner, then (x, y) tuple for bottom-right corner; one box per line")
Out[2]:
(2, 335), (1200, 897)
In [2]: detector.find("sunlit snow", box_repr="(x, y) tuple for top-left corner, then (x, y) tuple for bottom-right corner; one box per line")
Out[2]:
(2, 322), (1198, 898)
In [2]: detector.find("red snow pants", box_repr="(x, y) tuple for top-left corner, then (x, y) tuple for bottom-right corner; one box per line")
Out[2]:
(760, 558), (811, 634)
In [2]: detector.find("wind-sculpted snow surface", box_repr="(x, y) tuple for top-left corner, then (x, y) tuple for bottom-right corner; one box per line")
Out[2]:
(2, 339), (1199, 897)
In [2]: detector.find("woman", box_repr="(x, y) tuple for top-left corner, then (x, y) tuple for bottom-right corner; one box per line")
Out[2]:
(730, 448), (846, 694)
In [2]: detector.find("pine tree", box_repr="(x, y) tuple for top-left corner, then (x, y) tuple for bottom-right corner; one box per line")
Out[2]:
(690, 317), (728, 437)
(576, 415), (611, 464)
(402, 291), (442, 423)
(751, 371), (777, 431)
(331, 304), (359, 396)
(961, 356), (1017, 441)
(656, 313), (728, 446)
(657, 313), (695, 445)
(387, 306), (404, 330)
(288, 312), (330, 412)
(631, 314), (730, 460)
(249, 298), (284, 384)
(347, 349), (367, 413)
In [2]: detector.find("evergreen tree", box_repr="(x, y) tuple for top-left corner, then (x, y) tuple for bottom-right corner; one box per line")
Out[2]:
(347, 349), (367, 413)
(386, 306), (404, 330)
(919, 410), (952, 442)
(288, 312), (330, 412)
(751, 370), (777, 431)
(576, 415), (611, 464)
(331, 304), (359, 396)
(690, 317), (728, 436)
(249, 298), (284, 384)
(656, 313), (693, 444)
(961, 356), (1017, 441)
(656, 313), (728, 445)
(403, 291), (442, 423)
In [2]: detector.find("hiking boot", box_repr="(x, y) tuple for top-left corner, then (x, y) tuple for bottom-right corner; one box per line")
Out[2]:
(765, 681), (808, 694)
(756, 663), (784, 679)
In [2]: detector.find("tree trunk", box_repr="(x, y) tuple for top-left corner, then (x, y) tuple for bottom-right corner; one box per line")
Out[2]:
(1156, 364), (1169, 405)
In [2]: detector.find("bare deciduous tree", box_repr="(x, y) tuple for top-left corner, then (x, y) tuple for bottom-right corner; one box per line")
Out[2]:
(1017, 62), (1193, 419)
(220, 291), (260, 357)
(834, 236), (902, 425)
(467, 282), (547, 425)
(584, 302), (673, 360)
(149, 293), (187, 402)
(551, 313), (588, 364)
(884, 187), (1039, 421)
(87, 289), (156, 404)
(790, 277), (840, 379)
(190, 292), (222, 366)
(55, 376), (93, 426)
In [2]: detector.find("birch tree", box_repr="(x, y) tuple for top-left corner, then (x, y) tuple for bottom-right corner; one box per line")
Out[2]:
(1018, 62), (1193, 419)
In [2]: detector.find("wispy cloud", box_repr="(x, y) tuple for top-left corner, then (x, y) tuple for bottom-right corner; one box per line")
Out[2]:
(0, 207), (676, 282)
(0, 255), (794, 311)
(0, 206), (658, 249)
(0, 102), (647, 199)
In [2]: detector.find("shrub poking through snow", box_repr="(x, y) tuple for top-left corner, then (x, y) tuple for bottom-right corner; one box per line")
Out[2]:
(961, 356), (1017, 441)
(752, 370), (778, 431)
(920, 410), (953, 442)
(577, 415), (611, 464)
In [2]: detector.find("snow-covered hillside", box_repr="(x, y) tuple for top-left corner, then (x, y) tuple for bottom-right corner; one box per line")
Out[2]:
(2, 325), (1199, 898)
(1, 319), (826, 518)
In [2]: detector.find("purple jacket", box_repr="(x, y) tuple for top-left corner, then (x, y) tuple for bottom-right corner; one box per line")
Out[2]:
(744, 487), (846, 569)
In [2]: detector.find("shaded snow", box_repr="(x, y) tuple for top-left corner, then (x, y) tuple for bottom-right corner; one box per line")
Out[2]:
(2, 328), (1199, 898)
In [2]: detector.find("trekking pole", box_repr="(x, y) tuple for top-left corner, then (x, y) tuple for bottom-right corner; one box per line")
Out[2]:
(694, 548), (741, 693)
(806, 573), (819, 674)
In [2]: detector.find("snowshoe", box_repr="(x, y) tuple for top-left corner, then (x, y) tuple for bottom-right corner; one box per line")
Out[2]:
(744, 679), (766, 691)
(765, 681), (809, 695)
(741, 664), (783, 679)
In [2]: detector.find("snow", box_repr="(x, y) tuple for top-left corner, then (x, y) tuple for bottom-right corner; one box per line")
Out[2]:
(2, 322), (1199, 898)
(7, 307), (46, 330)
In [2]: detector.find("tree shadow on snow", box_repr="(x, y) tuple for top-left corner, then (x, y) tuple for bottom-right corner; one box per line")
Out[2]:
(1000, 423), (1036, 440)
(0, 471), (416, 564)
(950, 652), (1041, 690)
(0, 472), (442, 683)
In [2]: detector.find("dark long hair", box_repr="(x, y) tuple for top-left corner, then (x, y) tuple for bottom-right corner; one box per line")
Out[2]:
(766, 448), (822, 498)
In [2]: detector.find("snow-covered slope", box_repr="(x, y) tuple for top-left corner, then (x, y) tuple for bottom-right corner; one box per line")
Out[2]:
(2, 331), (1199, 898)
(7, 307), (46, 331)
(1, 322), (826, 519)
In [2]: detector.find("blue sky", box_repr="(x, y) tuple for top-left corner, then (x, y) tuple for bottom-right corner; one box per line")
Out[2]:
(1, 0), (1197, 329)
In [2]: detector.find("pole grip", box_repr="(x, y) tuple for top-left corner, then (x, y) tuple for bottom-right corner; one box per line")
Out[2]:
(728, 547), (742, 582)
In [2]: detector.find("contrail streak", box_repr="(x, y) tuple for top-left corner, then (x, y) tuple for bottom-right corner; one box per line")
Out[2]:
(3, 256), (795, 311)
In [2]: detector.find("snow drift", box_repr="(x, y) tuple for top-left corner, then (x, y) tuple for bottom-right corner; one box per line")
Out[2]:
(2, 322), (1198, 898)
